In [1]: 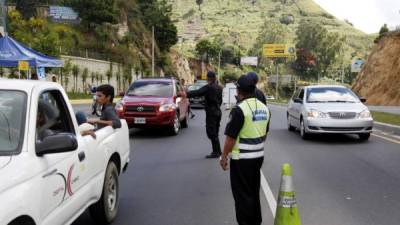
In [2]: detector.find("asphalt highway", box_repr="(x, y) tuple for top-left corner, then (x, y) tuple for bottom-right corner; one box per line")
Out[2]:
(72, 104), (400, 225)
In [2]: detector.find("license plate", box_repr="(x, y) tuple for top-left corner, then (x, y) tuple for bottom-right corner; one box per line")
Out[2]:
(134, 117), (146, 124)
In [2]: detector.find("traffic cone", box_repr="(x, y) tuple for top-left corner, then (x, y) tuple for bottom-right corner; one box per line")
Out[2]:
(274, 163), (302, 225)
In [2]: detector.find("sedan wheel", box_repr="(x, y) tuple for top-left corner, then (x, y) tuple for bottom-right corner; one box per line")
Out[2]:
(300, 119), (309, 140)
(287, 115), (295, 131)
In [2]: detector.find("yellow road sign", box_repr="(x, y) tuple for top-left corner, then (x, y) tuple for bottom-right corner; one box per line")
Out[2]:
(262, 44), (296, 58)
(18, 61), (30, 71)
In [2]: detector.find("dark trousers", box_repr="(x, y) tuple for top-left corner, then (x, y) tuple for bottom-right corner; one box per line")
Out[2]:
(230, 157), (264, 225)
(205, 110), (222, 154)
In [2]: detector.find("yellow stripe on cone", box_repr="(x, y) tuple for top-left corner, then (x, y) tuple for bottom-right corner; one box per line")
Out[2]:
(274, 163), (302, 225)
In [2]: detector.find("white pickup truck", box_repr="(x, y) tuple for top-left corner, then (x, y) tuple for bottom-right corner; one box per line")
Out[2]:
(0, 80), (130, 225)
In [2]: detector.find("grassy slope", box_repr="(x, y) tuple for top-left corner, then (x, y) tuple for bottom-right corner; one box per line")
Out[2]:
(170, 0), (374, 61)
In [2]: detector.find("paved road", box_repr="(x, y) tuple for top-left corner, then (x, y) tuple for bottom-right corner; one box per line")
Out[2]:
(367, 106), (400, 115)
(72, 106), (272, 225)
(72, 104), (400, 225)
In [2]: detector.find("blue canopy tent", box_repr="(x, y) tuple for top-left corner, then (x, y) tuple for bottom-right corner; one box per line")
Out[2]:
(0, 36), (63, 68)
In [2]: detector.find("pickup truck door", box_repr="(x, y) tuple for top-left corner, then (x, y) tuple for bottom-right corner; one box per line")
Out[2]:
(35, 90), (90, 224)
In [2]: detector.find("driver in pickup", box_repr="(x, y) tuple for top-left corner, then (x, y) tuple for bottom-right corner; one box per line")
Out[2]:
(88, 84), (122, 130)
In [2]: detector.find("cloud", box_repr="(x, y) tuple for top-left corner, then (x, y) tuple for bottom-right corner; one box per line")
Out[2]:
(314, 0), (400, 33)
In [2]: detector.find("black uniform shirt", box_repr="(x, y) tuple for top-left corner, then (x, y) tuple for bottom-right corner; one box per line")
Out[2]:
(225, 98), (270, 139)
(98, 103), (122, 129)
(255, 88), (267, 105)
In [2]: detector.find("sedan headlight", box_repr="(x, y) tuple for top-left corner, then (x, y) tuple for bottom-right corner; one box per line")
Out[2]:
(307, 109), (327, 118)
(358, 110), (372, 119)
(159, 103), (176, 112)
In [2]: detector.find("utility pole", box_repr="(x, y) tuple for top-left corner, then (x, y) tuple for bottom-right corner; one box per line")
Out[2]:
(152, 26), (155, 77)
(341, 66), (344, 84)
(217, 49), (222, 84)
(275, 60), (279, 100)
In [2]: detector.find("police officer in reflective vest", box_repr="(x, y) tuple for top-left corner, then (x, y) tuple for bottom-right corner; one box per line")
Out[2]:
(220, 75), (270, 225)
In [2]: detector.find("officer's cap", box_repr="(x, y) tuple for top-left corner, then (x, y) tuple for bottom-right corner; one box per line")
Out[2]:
(236, 75), (256, 93)
(207, 71), (216, 78)
(247, 72), (259, 84)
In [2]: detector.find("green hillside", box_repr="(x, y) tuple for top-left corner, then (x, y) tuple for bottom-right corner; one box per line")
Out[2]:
(169, 0), (374, 61)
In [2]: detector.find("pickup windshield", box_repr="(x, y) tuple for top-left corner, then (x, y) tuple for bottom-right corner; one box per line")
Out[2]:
(0, 91), (26, 155)
(127, 81), (173, 97)
(306, 87), (359, 103)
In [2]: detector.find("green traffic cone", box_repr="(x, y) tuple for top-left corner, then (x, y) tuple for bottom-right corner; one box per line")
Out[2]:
(274, 163), (302, 225)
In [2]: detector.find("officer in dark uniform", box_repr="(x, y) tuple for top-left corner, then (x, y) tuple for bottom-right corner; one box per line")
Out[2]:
(187, 71), (223, 158)
(247, 72), (267, 105)
(220, 75), (270, 225)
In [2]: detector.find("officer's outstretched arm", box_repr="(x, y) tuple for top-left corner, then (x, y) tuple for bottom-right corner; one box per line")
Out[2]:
(187, 85), (208, 98)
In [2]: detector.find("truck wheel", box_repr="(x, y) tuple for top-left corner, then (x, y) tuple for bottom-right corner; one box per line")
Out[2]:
(169, 113), (180, 135)
(89, 162), (119, 225)
(181, 111), (188, 128)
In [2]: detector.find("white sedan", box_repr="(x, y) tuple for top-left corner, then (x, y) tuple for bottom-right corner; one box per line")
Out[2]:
(287, 85), (374, 140)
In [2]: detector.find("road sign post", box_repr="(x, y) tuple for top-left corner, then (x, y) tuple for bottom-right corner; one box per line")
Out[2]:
(262, 44), (296, 100)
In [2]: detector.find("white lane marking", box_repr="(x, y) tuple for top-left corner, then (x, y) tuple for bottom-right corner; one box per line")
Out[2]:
(260, 170), (276, 218)
(372, 133), (400, 145)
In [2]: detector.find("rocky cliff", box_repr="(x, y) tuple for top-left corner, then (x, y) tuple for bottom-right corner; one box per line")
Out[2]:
(352, 32), (400, 106)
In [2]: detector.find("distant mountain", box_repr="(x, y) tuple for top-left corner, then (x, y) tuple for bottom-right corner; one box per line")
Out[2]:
(169, 0), (374, 61)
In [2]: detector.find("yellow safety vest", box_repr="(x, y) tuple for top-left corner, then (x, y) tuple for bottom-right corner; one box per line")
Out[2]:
(231, 98), (270, 160)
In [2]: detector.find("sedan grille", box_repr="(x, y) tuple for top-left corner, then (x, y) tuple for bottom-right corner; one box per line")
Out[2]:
(328, 112), (357, 119)
(319, 127), (364, 132)
(126, 106), (157, 113)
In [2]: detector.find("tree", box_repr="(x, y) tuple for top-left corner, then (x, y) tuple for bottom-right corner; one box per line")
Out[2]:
(138, 0), (178, 52)
(68, 0), (119, 27)
(295, 19), (345, 78)
(8, 10), (60, 57)
(16, 0), (38, 19)
(123, 66), (132, 90)
(106, 62), (113, 84)
(250, 19), (290, 57)
(82, 68), (89, 93)
(72, 65), (80, 93)
(196, 0), (203, 11)
(195, 39), (221, 63)
(375, 24), (390, 43)
(61, 61), (72, 91)
(90, 71), (96, 84)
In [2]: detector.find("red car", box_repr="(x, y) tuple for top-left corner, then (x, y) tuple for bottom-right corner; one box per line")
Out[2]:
(116, 78), (190, 135)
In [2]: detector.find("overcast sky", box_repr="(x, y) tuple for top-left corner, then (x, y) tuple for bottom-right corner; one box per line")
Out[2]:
(314, 0), (400, 34)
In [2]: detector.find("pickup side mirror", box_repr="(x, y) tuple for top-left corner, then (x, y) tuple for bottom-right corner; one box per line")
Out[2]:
(359, 97), (367, 103)
(294, 98), (303, 104)
(36, 133), (78, 156)
(119, 91), (125, 97)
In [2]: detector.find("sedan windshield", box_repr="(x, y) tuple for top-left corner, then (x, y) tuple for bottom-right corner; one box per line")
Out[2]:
(0, 91), (26, 155)
(127, 81), (173, 97)
(306, 87), (359, 103)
